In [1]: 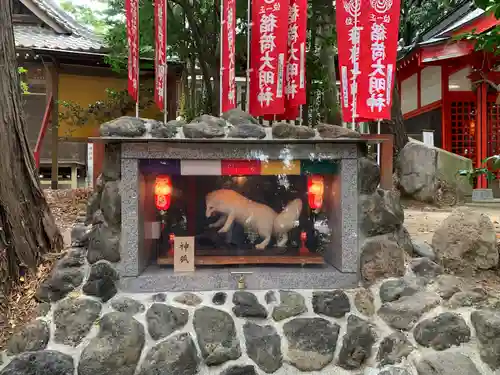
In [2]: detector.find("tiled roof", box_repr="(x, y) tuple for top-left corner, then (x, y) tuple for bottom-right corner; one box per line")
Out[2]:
(15, 0), (106, 53)
(14, 25), (105, 52)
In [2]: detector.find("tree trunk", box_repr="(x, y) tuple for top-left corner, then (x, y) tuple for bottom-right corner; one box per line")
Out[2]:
(0, 0), (62, 295)
(320, 5), (342, 125)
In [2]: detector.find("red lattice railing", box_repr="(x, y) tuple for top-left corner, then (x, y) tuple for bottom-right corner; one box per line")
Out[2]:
(487, 101), (500, 157)
(450, 100), (477, 162)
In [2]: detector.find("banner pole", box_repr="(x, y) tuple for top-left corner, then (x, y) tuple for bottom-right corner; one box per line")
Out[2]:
(245, 0), (251, 112)
(164, 0), (168, 123)
(377, 119), (381, 165)
(136, 2), (140, 118)
(220, 0), (224, 116)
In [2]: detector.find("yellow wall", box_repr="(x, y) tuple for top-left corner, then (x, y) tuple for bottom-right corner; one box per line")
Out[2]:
(58, 74), (165, 139)
(58, 73), (127, 138)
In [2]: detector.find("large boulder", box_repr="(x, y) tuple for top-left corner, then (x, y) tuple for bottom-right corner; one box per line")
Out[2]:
(100, 116), (146, 137)
(272, 123), (315, 139)
(148, 120), (178, 138)
(82, 261), (119, 302)
(86, 223), (120, 264)
(470, 310), (500, 369)
(222, 108), (259, 126)
(316, 123), (360, 138)
(100, 181), (121, 229)
(360, 189), (404, 236)
(359, 157), (381, 194)
(0, 351), (74, 375)
(228, 124), (266, 139)
(397, 140), (472, 203)
(183, 116), (226, 138)
(432, 209), (498, 272)
(78, 312), (145, 375)
(360, 238), (406, 283)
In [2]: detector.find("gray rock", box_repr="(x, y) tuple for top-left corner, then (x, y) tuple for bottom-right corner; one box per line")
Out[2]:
(222, 108), (259, 126)
(243, 322), (282, 373)
(372, 226), (415, 256)
(447, 288), (487, 308)
(360, 238), (406, 284)
(71, 224), (90, 247)
(0, 350), (74, 375)
(100, 181), (121, 229)
(100, 116), (147, 137)
(146, 303), (189, 341)
(86, 193), (102, 225)
(228, 124), (266, 139)
(412, 240), (436, 260)
(138, 333), (199, 375)
(174, 292), (202, 306)
(152, 293), (167, 302)
(82, 261), (119, 302)
(378, 291), (441, 330)
(78, 312), (145, 375)
(294, 125), (316, 139)
(360, 189), (404, 236)
(316, 123), (360, 138)
(432, 209), (498, 272)
(272, 290), (306, 321)
(470, 309), (500, 369)
(7, 320), (50, 355)
(359, 157), (381, 194)
(183, 119), (225, 138)
(411, 257), (443, 279)
(379, 366), (412, 375)
(86, 223), (120, 264)
(57, 248), (86, 269)
(220, 366), (257, 375)
(167, 119), (186, 127)
(54, 298), (102, 346)
(149, 120), (178, 138)
(283, 317), (339, 371)
(379, 277), (421, 303)
(193, 307), (241, 366)
(36, 267), (84, 302)
(414, 312), (470, 350)
(272, 122), (296, 138)
(35, 302), (51, 317)
(111, 297), (145, 315)
(265, 291), (276, 304)
(415, 352), (482, 375)
(195, 114), (227, 127)
(102, 144), (121, 181)
(312, 290), (350, 318)
(232, 291), (267, 318)
(434, 274), (462, 299)
(212, 292), (227, 305)
(377, 331), (414, 366)
(338, 315), (376, 370)
(354, 288), (375, 316)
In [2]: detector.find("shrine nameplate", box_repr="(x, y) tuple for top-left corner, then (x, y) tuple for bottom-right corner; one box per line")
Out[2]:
(174, 237), (195, 272)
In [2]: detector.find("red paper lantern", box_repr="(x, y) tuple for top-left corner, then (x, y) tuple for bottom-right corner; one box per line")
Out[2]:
(307, 175), (324, 210)
(154, 175), (172, 211)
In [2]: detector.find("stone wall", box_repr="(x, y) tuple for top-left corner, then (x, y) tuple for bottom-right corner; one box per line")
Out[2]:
(3, 238), (500, 375)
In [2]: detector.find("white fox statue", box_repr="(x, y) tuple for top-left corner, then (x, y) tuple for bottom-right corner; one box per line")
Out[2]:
(205, 189), (303, 249)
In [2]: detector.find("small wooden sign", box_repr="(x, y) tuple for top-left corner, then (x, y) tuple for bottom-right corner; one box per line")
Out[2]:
(174, 236), (195, 272)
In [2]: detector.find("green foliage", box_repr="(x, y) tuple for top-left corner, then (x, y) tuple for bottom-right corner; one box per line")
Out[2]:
(459, 0), (500, 54)
(18, 67), (29, 95)
(457, 155), (500, 187)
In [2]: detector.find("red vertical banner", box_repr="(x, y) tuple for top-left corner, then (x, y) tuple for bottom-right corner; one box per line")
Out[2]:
(155, 0), (167, 111)
(221, 0), (237, 113)
(284, 0), (307, 114)
(126, 0), (139, 102)
(336, 0), (366, 123)
(357, 0), (401, 120)
(249, 0), (289, 117)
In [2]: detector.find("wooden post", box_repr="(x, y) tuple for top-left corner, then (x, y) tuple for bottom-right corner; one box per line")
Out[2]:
(48, 60), (59, 190)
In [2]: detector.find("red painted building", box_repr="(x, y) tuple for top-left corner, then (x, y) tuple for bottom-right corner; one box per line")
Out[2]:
(397, 1), (499, 186)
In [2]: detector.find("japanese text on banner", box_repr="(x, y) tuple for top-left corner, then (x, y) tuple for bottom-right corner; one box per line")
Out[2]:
(285, 0), (306, 109)
(221, 0), (237, 113)
(155, 0), (167, 111)
(249, 0), (288, 117)
(357, 0), (400, 120)
(335, 0), (364, 123)
(126, 0), (139, 102)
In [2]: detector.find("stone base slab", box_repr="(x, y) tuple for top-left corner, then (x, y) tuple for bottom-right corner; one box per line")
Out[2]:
(119, 265), (358, 292)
